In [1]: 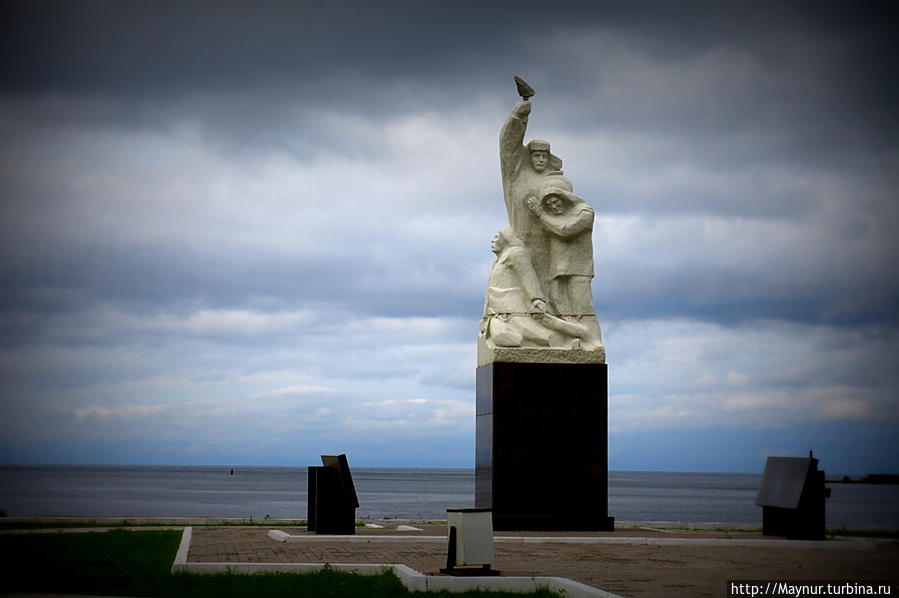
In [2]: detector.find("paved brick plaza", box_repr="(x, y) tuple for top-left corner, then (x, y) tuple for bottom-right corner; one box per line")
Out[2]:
(186, 525), (899, 598)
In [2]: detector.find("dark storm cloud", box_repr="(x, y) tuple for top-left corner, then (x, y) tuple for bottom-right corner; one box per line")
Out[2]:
(2, 0), (897, 328)
(6, 1), (893, 113)
(5, 0), (895, 187)
(2, 0), (897, 467)
(2, 0), (538, 95)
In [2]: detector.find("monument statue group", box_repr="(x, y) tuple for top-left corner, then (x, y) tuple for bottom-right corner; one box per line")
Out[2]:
(475, 78), (613, 531)
(479, 77), (605, 364)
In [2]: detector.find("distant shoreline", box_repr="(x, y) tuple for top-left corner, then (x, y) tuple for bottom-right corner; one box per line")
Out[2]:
(826, 474), (899, 485)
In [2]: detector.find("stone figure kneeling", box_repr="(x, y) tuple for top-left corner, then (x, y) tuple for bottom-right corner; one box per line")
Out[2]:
(481, 227), (592, 349)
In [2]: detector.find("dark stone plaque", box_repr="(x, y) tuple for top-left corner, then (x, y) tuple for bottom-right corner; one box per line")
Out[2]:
(307, 453), (358, 535)
(475, 361), (614, 531)
(756, 456), (826, 540)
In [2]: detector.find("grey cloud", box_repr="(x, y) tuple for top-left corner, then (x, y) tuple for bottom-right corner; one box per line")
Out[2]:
(2, 0), (897, 467)
(7, 1), (892, 122)
(2, 0), (534, 96)
(599, 258), (899, 327)
(6, 0), (894, 190)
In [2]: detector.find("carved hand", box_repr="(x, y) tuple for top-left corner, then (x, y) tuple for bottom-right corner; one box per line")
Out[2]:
(512, 99), (532, 118)
(531, 298), (547, 313)
(526, 195), (542, 214)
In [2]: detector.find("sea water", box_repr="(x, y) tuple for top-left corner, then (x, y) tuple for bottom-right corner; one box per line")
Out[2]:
(0, 466), (896, 527)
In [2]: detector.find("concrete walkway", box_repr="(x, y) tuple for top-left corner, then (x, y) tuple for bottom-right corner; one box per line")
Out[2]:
(180, 523), (898, 598)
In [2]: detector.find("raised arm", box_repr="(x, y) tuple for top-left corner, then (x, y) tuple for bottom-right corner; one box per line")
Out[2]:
(499, 99), (531, 191)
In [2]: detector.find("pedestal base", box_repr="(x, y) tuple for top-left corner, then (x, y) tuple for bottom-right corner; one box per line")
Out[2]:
(475, 361), (614, 531)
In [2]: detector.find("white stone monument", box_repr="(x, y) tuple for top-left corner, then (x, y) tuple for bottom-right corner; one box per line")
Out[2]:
(478, 76), (605, 366)
(475, 77), (613, 532)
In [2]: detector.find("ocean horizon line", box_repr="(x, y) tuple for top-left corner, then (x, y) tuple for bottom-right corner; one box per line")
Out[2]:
(2, 466), (896, 526)
(4, 463), (893, 477)
(0, 463), (774, 475)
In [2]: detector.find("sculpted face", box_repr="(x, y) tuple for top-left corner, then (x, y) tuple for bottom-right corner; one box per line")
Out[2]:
(530, 150), (548, 172)
(491, 232), (504, 254)
(545, 195), (565, 215)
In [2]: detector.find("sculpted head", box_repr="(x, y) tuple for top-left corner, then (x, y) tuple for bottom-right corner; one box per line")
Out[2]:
(527, 140), (551, 173)
(492, 227), (523, 255)
(544, 193), (566, 215)
(541, 186), (584, 215)
(531, 151), (549, 172)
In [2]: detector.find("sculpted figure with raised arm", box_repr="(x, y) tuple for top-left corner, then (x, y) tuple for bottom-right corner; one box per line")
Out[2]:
(479, 77), (604, 359)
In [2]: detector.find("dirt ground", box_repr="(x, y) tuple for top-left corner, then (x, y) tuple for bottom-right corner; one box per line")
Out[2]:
(188, 525), (899, 598)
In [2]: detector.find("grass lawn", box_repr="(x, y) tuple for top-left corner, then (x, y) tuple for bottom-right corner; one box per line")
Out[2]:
(0, 518), (311, 530)
(0, 529), (560, 597)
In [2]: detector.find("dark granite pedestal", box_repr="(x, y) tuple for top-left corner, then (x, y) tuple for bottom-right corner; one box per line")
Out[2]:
(475, 361), (614, 531)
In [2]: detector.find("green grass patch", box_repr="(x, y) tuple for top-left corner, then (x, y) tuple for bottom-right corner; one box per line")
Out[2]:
(0, 530), (560, 597)
(168, 568), (414, 598)
(0, 518), (308, 530)
(0, 529), (180, 596)
(167, 568), (561, 598)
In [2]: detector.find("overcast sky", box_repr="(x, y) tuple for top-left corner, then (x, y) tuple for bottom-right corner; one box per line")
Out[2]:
(1, 0), (896, 474)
